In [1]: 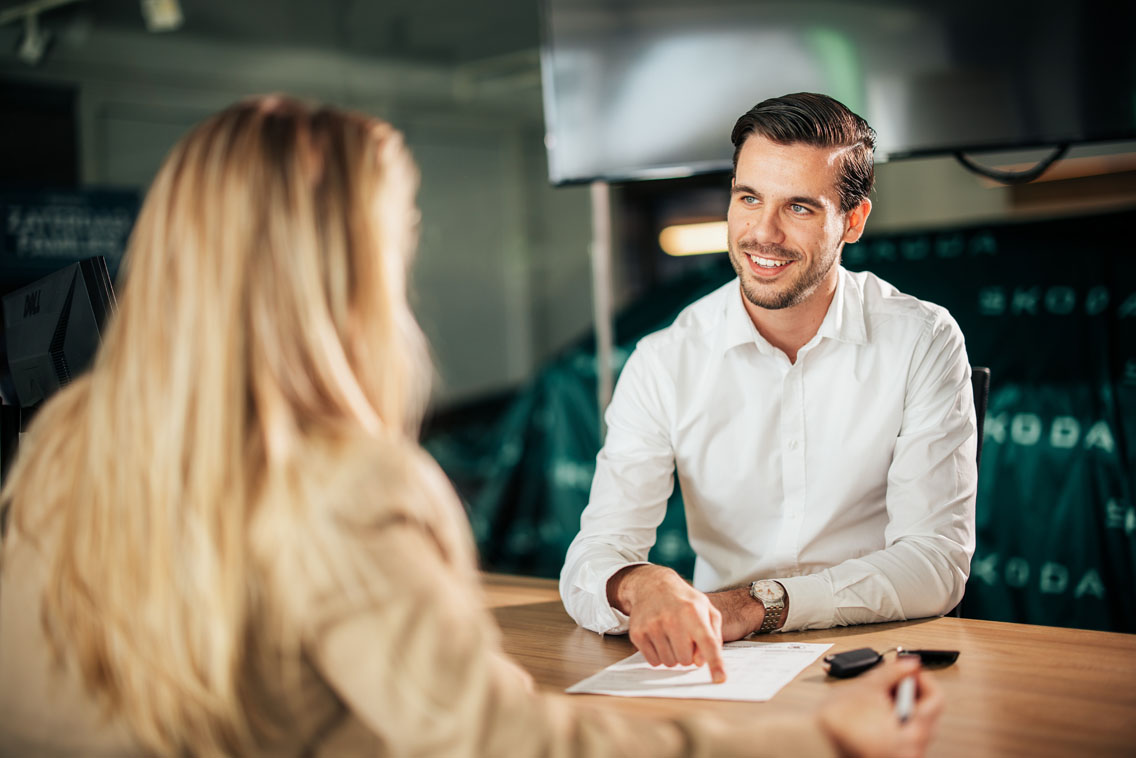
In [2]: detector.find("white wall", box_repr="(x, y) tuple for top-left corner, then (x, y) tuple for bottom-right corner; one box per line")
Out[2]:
(519, 136), (595, 364)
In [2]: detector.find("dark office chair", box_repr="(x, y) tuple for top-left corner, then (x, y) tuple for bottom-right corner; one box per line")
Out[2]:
(971, 367), (990, 471)
(950, 366), (990, 618)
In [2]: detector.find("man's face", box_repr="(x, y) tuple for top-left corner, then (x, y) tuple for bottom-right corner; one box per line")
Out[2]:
(726, 135), (870, 312)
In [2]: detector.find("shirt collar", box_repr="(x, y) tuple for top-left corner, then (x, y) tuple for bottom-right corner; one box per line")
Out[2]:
(817, 266), (868, 345)
(721, 267), (868, 355)
(722, 279), (763, 353)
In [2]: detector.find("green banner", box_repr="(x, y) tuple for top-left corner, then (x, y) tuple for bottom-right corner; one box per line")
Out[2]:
(843, 210), (1135, 632)
(425, 209), (1136, 632)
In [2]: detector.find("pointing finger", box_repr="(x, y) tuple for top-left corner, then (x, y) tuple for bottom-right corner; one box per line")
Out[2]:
(692, 624), (726, 683)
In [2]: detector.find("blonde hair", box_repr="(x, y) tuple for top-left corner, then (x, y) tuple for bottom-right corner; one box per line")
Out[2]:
(1, 96), (434, 753)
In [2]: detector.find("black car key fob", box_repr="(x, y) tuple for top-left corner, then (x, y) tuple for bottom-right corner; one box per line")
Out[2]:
(903, 649), (960, 666)
(823, 647), (883, 678)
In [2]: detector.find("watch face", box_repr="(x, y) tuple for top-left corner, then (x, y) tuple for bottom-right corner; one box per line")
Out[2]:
(753, 581), (785, 604)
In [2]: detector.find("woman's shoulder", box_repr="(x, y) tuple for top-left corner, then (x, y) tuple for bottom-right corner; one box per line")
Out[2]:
(250, 433), (476, 636)
(252, 432), (470, 577)
(307, 433), (460, 525)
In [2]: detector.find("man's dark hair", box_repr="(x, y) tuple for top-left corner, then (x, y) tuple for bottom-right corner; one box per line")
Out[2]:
(730, 92), (876, 213)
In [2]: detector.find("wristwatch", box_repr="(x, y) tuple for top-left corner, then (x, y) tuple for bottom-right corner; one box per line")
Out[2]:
(749, 580), (787, 634)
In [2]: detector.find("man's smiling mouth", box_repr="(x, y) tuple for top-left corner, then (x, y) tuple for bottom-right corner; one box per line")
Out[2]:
(748, 254), (791, 268)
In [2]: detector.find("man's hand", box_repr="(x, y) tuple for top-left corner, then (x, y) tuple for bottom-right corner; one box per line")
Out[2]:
(607, 565), (728, 682)
(818, 657), (945, 758)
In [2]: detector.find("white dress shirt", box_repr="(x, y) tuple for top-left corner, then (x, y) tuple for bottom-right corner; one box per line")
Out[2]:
(560, 267), (978, 635)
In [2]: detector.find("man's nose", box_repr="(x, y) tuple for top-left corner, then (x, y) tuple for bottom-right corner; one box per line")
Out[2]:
(742, 209), (784, 247)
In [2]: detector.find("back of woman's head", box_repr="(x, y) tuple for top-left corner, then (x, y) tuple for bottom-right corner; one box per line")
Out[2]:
(123, 95), (429, 451)
(2, 96), (431, 754)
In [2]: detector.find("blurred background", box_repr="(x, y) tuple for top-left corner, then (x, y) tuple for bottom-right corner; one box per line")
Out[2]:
(1, 0), (1133, 632)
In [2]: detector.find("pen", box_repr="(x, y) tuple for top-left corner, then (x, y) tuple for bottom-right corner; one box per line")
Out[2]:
(894, 674), (916, 723)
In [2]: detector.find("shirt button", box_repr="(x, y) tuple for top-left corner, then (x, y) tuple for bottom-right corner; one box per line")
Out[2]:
(788, 440), (799, 450)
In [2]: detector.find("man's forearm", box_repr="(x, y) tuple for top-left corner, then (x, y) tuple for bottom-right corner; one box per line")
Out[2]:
(775, 535), (967, 631)
(706, 584), (788, 641)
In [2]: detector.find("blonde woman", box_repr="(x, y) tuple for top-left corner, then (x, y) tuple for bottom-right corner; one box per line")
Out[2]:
(0, 97), (942, 757)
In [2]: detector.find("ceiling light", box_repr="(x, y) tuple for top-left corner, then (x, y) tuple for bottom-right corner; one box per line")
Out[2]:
(0, 0), (86, 65)
(659, 220), (727, 256)
(140, 0), (182, 32)
(16, 12), (50, 65)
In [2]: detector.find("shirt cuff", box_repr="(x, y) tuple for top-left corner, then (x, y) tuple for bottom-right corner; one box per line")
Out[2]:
(593, 561), (650, 635)
(776, 574), (836, 632)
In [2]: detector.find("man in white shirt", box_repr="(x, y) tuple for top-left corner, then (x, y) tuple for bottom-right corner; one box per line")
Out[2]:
(560, 93), (977, 683)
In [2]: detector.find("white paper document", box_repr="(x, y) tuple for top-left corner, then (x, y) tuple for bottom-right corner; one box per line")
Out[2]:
(566, 641), (832, 702)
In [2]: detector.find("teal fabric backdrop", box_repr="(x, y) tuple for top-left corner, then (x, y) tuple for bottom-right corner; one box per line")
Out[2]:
(424, 209), (1136, 632)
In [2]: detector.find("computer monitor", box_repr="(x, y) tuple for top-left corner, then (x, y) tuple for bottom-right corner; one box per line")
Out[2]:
(0, 256), (116, 408)
(540, 0), (1136, 184)
(0, 257), (116, 480)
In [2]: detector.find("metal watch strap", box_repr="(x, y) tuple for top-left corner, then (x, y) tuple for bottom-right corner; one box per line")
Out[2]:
(750, 580), (786, 634)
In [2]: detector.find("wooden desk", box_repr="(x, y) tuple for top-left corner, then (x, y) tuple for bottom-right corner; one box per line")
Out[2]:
(484, 574), (1136, 758)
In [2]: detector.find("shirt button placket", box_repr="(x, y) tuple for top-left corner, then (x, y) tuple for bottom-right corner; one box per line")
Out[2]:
(777, 363), (806, 565)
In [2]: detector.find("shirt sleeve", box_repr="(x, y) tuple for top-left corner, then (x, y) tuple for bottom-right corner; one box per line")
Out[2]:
(306, 520), (834, 758)
(559, 345), (677, 635)
(778, 314), (978, 631)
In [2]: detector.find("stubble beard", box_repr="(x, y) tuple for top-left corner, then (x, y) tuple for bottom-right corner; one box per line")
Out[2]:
(728, 240), (839, 311)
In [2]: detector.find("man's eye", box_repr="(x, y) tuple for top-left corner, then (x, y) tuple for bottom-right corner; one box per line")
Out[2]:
(742, 196), (758, 205)
(790, 204), (810, 214)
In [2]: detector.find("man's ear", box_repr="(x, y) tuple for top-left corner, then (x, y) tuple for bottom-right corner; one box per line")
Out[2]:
(842, 198), (872, 243)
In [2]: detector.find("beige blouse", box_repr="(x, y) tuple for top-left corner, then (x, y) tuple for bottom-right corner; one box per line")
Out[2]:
(0, 444), (836, 757)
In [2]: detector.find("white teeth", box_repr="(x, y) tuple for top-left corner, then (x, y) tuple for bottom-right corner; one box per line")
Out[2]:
(749, 254), (789, 268)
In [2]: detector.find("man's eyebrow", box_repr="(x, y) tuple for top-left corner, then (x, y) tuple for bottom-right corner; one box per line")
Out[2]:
(788, 195), (824, 208)
(731, 186), (825, 208)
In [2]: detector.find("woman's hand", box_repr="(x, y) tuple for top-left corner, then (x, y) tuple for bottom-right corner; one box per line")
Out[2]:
(818, 657), (945, 758)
